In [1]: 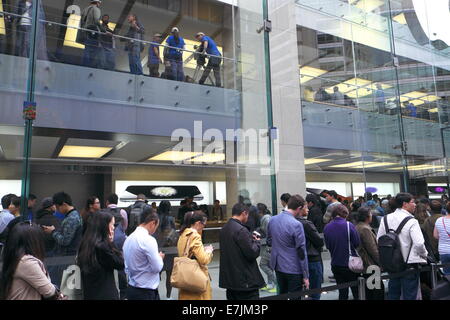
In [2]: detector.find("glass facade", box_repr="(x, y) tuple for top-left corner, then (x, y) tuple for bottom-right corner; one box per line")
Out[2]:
(297, 0), (450, 199)
(0, 0), (449, 300)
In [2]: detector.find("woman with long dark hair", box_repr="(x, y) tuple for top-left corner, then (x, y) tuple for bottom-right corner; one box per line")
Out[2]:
(155, 200), (178, 299)
(177, 210), (213, 300)
(77, 210), (124, 300)
(80, 196), (101, 234)
(0, 222), (61, 300)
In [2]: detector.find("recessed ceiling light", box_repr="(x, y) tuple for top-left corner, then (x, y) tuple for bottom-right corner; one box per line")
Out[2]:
(299, 66), (328, 84)
(148, 151), (201, 161)
(304, 158), (332, 165)
(58, 145), (112, 158)
(330, 161), (396, 168)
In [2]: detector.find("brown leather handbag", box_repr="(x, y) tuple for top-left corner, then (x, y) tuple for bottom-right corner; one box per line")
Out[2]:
(170, 235), (208, 293)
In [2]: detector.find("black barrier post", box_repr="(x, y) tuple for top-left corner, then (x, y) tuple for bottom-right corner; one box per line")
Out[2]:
(431, 263), (438, 289)
(358, 277), (366, 300)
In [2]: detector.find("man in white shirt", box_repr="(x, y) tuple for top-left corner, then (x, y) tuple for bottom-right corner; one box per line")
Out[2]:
(0, 194), (16, 234)
(377, 192), (428, 300)
(280, 193), (291, 212)
(123, 207), (164, 300)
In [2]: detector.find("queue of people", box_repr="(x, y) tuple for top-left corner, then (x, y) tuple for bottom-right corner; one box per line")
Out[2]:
(0, 189), (449, 300)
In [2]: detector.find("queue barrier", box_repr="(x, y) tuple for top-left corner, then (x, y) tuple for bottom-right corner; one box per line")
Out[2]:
(259, 263), (450, 300)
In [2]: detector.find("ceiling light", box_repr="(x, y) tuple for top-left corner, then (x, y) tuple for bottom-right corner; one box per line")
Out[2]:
(58, 145), (112, 158)
(299, 66), (328, 84)
(330, 161), (396, 168)
(304, 158), (333, 165)
(393, 13), (407, 25)
(389, 164), (445, 171)
(428, 108), (439, 113)
(148, 151), (201, 161)
(0, 1), (5, 36)
(326, 78), (372, 94)
(190, 153), (226, 163)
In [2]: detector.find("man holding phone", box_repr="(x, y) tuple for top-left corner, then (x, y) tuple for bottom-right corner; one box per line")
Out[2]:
(219, 203), (265, 300)
(267, 194), (310, 298)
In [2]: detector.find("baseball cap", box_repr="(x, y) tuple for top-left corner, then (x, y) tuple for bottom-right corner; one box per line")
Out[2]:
(171, 27), (179, 33)
(153, 33), (162, 38)
(41, 197), (54, 209)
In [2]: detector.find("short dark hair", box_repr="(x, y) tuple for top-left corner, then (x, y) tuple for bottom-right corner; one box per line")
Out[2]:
(351, 201), (361, 212)
(306, 194), (319, 206)
(53, 192), (73, 206)
(107, 193), (118, 205)
(395, 193), (414, 209)
(180, 200), (186, 206)
(28, 194), (37, 201)
(1, 194), (16, 210)
(356, 206), (371, 223)
(10, 196), (21, 208)
(364, 192), (373, 201)
(287, 195), (305, 211)
(214, 199), (220, 203)
(232, 203), (247, 216)
(388, 198), (398, 212)
(419, 198), (430, 205)
(324, 190), (338, 199)
(430, 200), (442, 213)
(280, 193), (291, 204)
(332, 203), (349, 218)
(140, 207), (159, 225)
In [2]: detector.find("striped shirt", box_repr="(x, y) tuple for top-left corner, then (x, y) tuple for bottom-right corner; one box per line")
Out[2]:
(435, 217), (450, 255)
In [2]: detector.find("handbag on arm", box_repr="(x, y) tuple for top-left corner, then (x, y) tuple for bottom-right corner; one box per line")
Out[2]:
(170, 234), (208, 293)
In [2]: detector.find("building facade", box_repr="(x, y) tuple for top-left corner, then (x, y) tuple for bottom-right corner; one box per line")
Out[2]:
(0, 0), (449, 292)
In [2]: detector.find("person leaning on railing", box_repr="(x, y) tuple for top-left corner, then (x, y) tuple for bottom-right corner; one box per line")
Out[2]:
(164, 27), (185, 82)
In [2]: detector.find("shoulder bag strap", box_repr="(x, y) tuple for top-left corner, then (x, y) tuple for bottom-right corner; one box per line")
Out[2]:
(443, 218), (450, 237)
(183, 233), (193, 257)
(347, 222), (352, 257)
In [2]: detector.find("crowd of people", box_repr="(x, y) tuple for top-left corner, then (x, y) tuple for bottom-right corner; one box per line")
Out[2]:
(0, 189), (449, 300)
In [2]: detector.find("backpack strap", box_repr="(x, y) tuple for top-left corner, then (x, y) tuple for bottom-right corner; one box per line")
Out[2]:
(383, 215), (390, 232)
(395, 216), (414, 234)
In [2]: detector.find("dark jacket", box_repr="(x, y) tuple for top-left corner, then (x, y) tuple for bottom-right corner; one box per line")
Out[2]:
(124, 21), (144, 51)
(307, 205), (324, 233)
(80, 241), (124, 300)
(35, 209), (61, 254)
(422, 213), (441, 261)
(298, 217), (324, 262)
(52, 209), (83, 256)
(219, 218), (265, 291)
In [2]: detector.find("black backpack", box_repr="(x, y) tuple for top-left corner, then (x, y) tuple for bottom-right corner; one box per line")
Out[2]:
(126, 202), (149, 235)
(378, 215), (413, 273)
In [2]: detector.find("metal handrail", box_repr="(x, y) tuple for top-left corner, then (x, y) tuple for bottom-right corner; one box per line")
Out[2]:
(0, 10), (235, 62)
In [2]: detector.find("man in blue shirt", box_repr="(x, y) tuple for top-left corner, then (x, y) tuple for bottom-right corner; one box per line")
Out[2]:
(123, 207), (164, 300)
(0, 193), (16, 234)
(404, 101), (417, 117)
(195, 32), (222, 87)
(267, 194), (309, 297)
(164, 27), (185, 81)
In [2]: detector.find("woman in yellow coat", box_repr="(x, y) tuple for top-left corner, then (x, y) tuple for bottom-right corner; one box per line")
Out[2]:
(176, 210), (214, 300)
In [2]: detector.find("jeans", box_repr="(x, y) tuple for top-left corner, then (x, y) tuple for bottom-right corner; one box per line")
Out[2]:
(148, 63), (160, 77)
(128, 45), (143, 75)
(101, 46), (116, 70)
(387, 268), (420, 300)
(226, 289), (259, 300)
(259, 246), (276, 286)
(275, 271), (303, 299)
(308, 261), (323, 300)
(440, 254), (450, 275)
(16, 25), (31, 57)
(169, 58), (184, 81)
(83, 37), (100, 68)
(199, 56), (222, 87)
(127, 286), (160, 300)
(331, 265), (359, 300)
